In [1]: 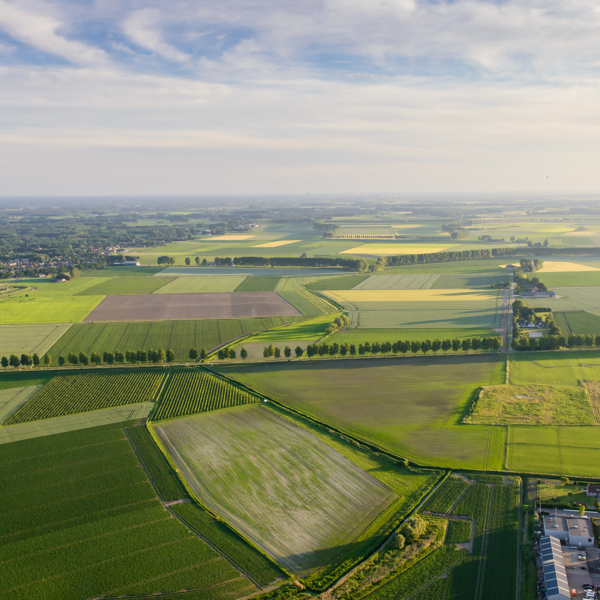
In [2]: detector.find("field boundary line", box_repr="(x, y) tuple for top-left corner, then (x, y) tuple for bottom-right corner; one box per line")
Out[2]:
(448, 481), (473, 515)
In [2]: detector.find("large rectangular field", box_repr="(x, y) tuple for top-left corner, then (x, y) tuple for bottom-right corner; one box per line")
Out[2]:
(47, 316), (300, 363)
(83, 292), (302, 322)
(324, 289), (502, 305)
(0, 323), (72, 357)
(340, 244), (457, 256)
(153, 275), (247, 294)
(351, 274), (440, 290)
(527, 286), (600, 312)
(0, 296), (104, 324)
(154, 404), (397, 575)
(155, 267), (349, 277)
(75, 277), (174, 295)
(217, 356), (506, 470)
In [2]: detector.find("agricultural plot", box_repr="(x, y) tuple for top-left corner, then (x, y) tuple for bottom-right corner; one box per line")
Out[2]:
(537, 261), (600, 272)
(234, 276), (280, 292)
(17, 277), (110, 296)
(0, 402), (154, 444)
(5, 369), (166, 424)
(446, 519), (472, 544)
(153, 275), (247, 294)
(324, 289), (502, 305)
(76, 277), (173, 295)
(536, 272), (600, 287)
(0, 386), (42, 424)
(431, 273), (509, 289)
(153, 368), (261, 420)
(422, 477), (469, 514)
(83, 292), (302, 322)
(352, 274), (440, 289)
(278, 289), (338, 315)
(510, 351), (600, 387)
(0, 323), (72, 357)
(218, 356), (507, 470)
(340, 243), (457, 256)
(253, 239), (301, 247)
(0, 296), (104, 324)
(557, 311), (600, 335)
(47, 316), (299, 363)
(153, 404), (398, 575)
(386, 259), (508, 274)
(464, 384), (595, 426)
(304, 274), (370, 290)
(80, 266), (167, 277)
(274, 275), (342, 291)
(527, 286), (600, 312)
(0, 423), (256, 600)
(156, 267), (349, 277)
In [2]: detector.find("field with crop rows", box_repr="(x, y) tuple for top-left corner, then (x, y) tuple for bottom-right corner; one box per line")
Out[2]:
(446, 519), (472, 543)
(324, 289), (502, 305)
(431, 273), (509, 289)
(154, 404), (398, 575)
(352, 273), (440, 289)
(0, 296), (104, 324)
(154, 275), (247, 294)
(304, 274), (370, 290)
(422, 477), (469, 514)
(76, 277), (173, 295)
(5, 369), (166, 424)
(0, 423), (255, 600)
(234, 276), (280, 291)
(0, 323), (72, 357)
(560, 311), (600, 335)
(153, 368), (261, 420)
(48, 316), (300, 363)
(527, 286), (600, 312)
(278, 289), (338, 315)
(0, 386), (42, 424)
(510, 351), (600, 387)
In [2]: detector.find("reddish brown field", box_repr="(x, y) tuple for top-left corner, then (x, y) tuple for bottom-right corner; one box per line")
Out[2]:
(83, 292), (301, 322)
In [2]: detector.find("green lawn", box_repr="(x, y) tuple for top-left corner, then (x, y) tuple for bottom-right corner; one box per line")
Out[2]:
(75, 277), (174, 295)
(0, 296), (104, 324)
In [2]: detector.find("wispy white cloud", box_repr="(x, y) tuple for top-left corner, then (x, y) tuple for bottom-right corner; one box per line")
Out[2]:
(0, 0), (107, 65)
(121, 8), (190, 63)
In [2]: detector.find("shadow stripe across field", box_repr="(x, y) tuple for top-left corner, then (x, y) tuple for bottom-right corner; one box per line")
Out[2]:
(83, 292), (302, 322)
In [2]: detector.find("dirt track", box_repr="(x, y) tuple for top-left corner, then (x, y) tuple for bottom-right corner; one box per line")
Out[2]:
(83, 292), (302, 322)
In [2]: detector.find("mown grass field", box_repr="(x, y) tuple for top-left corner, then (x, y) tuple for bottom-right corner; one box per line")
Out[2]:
(0, 296), (104, 324)
(510, 351), (600, 387)
(217, 356), (507, 470)
(153, 368), (261, 420)
(537, 261), (600, 272)
(0, 423), (256, 600)
(430, 273), (509, 289)
(233, 276), (280, 292)
(384, 259), (508, 274)
(154, 404), (398, 576)
(558, 311), (600, 335)
(75, 277), (174, 295)
(536, 272), (600, 287)
(464, 384), (594, 425)
(47, 316), (300, 363)
(278, 289), (338, 316)
(5, 369), (166, 424)
(0, 323), (72, 357)
(154, 275), (247, 294)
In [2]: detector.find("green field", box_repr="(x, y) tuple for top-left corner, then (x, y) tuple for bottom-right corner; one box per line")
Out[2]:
(0, 386), (42, 424)
(154, 404), (398, 576)
(217, 355), (507, 470)
(0, 296), (104, 324)
(305, 274), (371, 290)
(80, 266), (167, 277)
(234, 276), (281, 291)
(278, 289), (338, 316)
(510, 351), (600, 387)
(153, 368), (261, 420)
(446, 519), (472, 544)
(15, 278), (110, 296)
(533, 272), (600, 287)
(76, 277), (173, 295)
(385, 259), (508, 274)
(5, 369), (166, 424)
(331, 327), (498, 346)
(430, 273), (509, 289)
(464, 384), (595, 425)
(0, 423), (256, 600)
(528, 286), (600, 312)
(0, 323), (72, 357)
(47, 316), (300, 363)
(422, 477), (469, 514)
(559, 311), (600, 335)
(352, 274), (440, 290)
(154, 275), (247, 294)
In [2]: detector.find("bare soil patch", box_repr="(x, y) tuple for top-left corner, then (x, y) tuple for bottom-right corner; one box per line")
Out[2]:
(83, 292), (301, 322)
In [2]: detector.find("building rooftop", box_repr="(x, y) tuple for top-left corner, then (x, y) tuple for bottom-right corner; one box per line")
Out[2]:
(544, 515), (567, 533)
(540, 536), (570, 600)
(566, 517), (594, 539)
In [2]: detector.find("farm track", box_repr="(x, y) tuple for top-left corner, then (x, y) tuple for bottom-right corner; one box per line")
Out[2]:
(473, 485), (494, 600)
(123, 427), (264, 591)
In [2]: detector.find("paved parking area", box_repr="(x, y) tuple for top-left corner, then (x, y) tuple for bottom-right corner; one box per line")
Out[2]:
(563, 547), (600, 599)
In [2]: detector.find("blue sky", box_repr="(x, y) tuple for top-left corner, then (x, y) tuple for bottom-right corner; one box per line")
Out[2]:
(0, 0), (599, 195)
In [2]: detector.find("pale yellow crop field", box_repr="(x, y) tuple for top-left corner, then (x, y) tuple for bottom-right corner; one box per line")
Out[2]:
(340, 244), (456, 256)
(564, 231), (599, 236)
(537, 261), (600, 273)
(253, 240), (301, 248)
(324, 289), (501, 303)
(210, 235), (256, 241)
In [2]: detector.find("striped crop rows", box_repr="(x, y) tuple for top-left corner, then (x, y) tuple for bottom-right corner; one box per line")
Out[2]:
(5, 369), (166, 424)
(153, 369), (261, 420)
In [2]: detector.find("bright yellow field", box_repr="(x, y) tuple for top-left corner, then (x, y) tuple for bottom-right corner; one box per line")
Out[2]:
(324, 289), (501, 303)
(340, 244), (456, 256)
(537, 262), (600, 273)
(253, 240), (301, 248)
(211, 235), (256, 241)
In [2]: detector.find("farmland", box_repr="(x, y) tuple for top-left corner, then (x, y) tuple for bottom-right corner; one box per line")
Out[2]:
(446, 519), (472, 543)
(323, 289), (502, 304)
(304, 274), (370, 290)
(422, 476), (469, 514)
(527, 286), (600, 312)
(47, 316), (299, 363)
(83, 292), (302, 321)
(153, 404), (398, 576)
(152, 368), (261, 420)
(340, 243), (457, 255)
(233, 276), (280, 291)
(80, 266), (167, 277)
(217, 356), (507, 470)
(557, 311), (600, 335)
(0, 423), (257, 600)
(5, 369), (166, 424)
(464, 384), (594, 425)
(76, 277), (174, 295)
(537, 261), (600, 272)
(278, 289), (338, 315)
(0, 296), (104, 324)
(0, 386), (42, 424)
(0, 323), (72, 357)
(154, 275), (247, 293)
(351, 273), (440, 289)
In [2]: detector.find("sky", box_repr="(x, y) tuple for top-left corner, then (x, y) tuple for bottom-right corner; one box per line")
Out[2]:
(0, 0), (599, 195)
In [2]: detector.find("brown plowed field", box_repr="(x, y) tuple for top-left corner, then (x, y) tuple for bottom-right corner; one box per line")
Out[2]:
(83, 292), (301, 322)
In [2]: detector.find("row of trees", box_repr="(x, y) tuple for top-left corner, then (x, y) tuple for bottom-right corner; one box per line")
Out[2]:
(262, 345), (303, 358)
(513, 332), (600, 351)
(1, 353), (51, 368)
